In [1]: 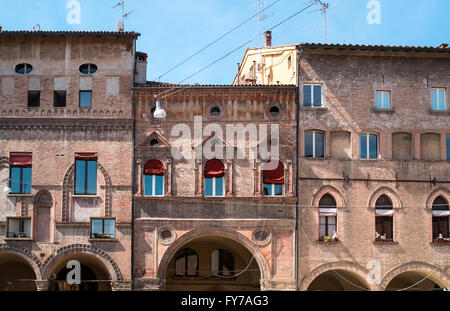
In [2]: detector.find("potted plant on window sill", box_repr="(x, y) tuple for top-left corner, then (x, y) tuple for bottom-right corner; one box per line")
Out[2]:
(14, 232), (27, 238)
(93, 233), (111, 239)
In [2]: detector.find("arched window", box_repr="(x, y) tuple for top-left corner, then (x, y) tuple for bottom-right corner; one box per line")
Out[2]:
(318, 194), (337, 241)
(174, 248), (199, 277)
(262, 161), (284, 196)
(211, 249), (234, 277)
(375, 195), (393, 241)
(432, 196), (449, 240)
(204, 159), (224, 197)
(144, 160), (164, 196)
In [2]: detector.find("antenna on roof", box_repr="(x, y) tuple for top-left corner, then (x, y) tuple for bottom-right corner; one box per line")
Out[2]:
(33, 23), (41, 31)
(313, 0), (329, 42)
(112, 0), (134, 31)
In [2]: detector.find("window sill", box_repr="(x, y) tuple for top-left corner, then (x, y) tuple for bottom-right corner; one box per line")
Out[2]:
(373, 240), (398, 245)
(88, 238), (118, 242)
(431, 239), (450, 245)
(4, 238), (33, 241)
(300, 106), (328, 111)
(317, 239), (340, 244)
(371, 107), (396, 113)
(7, 193), (33, 197)
(72, 194), (99, 198)
(429, 109), (449, 116)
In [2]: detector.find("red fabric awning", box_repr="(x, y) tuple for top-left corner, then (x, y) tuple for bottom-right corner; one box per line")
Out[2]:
(204, 159), (224, 178)
(75, 152), (98, 161)
(144, 159), (164, 175)
(263, 161), (284, 184)
(10, 152), (32, 167)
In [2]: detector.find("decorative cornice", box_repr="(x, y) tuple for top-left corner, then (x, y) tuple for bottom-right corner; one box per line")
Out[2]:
(0, 118), (133, 131)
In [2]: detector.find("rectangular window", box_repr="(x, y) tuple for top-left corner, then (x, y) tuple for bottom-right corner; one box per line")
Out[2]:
(79, 91), (92, 108)
(90, 218), (115, 239)
(431, 88), (446, 111)
(263, 183), (283, 196)
(75, 159), (97, 195)
(204, 177), (224, 197)
(305, 131), (324, 158)
(376, 91), (390, 109)
(376, 216), (393, 240)
(303, 84), (322, 107)
(54, 91), (66, 107)
(319, 216), (337, 240)
(447, 135), (450, 161)
(10, 153), (32, 194)
(27, 91), (40, 107)
(6, 217), (31, 238)
(359, 133), (378, 159)
(144, 175), (164, 196)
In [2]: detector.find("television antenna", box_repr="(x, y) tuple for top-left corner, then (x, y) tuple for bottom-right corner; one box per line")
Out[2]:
(312, 0), (329, 42)
(112, 0), (134, 31)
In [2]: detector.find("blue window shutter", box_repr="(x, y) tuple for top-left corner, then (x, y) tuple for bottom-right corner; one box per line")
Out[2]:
(91, 219), (103, 237)
(80, 91), (92, 108)
(274, 184), (282, 196)
(87, 160), (97, 194)
(313, 85), (322, 106)
(144, 175), (153, 196)
(439, 89), (445, 110)
(303, 85), (312, 106)
(376, 92), (382, 108)
(305, 132), (313, 157)
(205, 178), (213, 196)
(359, 134), (367, 159)
(263, 184), (271, 196)
(383, 92), (390, 108)
(75, 160), (85, 194)
(10, 167), (21, 193)
(155, 175), (164, 196)
(315, 132), (324, 158)
(431, 89), (437, 110)
(22, 167), (32, 194)
(369, 134), (378, 159)
(447, 135), (450, 161)
(215, 177), (224, 196)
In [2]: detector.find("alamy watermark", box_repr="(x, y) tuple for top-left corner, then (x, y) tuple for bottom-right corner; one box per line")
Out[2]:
(367, 0), (381, 24)
(66, 0), (81, 25)
(171, 116), (280, 169)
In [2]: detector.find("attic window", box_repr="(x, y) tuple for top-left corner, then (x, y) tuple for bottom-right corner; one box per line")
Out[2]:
(150, 139), (159, 147)
(15, 63), (33, 75)
(79, 64), (98, 75)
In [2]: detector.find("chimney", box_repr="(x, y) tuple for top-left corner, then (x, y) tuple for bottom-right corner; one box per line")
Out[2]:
(116, 21), (124, 32)
(264, 31), (272, 47)
(438, 43), (449, 48)
(135, 52), (148, 85)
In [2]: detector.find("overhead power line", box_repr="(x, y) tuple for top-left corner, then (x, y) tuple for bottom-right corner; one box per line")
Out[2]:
(156, 0), (318, 99)
(153, 0), (282, 82)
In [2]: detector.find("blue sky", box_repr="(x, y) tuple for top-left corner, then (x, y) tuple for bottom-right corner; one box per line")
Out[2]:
(0, 0), (448, 84)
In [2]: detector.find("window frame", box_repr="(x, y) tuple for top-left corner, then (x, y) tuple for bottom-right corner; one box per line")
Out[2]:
(53, 90), (67, 107)
(144, 174), (165, 197)
(10, 166), (32, 194)
(359, 133), (378, 159)
(447, 135), (450, 161)
(15, 63), (33, 75)
(74, 159), (97, 195)
(174, 248), (199, 277)
(27, 90), (40, 107)
(302, 83), (323, 107)
(6, 216), (32, 239)
(305, 130), (325, 158)
(79, 90), (92, 108)
(211, 249), (235, 277)
(431, 87), (446, 111)
(89, 217), (116, 239)
(204, 176), (225, 197)
(376, 90), (391, 109)
(79, 63), (98, 75)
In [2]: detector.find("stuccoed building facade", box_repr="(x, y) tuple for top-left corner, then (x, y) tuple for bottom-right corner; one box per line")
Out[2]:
(0, 30), (139, 291)
(132, 84), (298, 291)
(296, 43), (450, 290)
